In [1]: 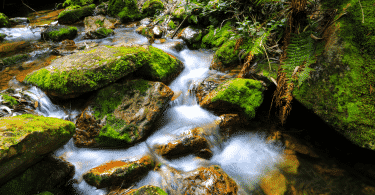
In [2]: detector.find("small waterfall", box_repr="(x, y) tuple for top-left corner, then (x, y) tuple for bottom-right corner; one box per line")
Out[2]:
(16, 27), (285, 194)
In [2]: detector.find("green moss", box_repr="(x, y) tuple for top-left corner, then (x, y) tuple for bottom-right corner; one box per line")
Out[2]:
(1, 54), (29, 66)
(168, 20), (176, 29)
(95, 19), (104, 27)
(172, 7), (186, 19)
(108, 0), (140, 23)
(58, 4), (95, 24)
(47, 26), (78, 42)
(142, 46), (180, 81)
(292, 0), (375, 149)
(1, 93), (19, 106)
(95, 27), (114, 37)
(202, 22), (234, 49)
(213, 38), (238, 66)
(142, 0), (164, 17)
(0, 12), (10, 27)
(0, 114), (75, 151)
(212, 78), (264, 119)
(36, 192), (54, 195)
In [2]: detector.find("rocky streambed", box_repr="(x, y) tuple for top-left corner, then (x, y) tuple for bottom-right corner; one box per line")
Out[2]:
(0, 1), (375, 195)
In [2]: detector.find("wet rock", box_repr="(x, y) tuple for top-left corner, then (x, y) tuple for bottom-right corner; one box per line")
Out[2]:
(200, 78), (265, 120)
(277, 149), (300, 175)
(9, 17), (29, 25)
(52, 39), (78, 56)
(0, 114), (75, 185)
(0, 54), (30, 70)
(94, 2), (108, 16)
(84, 15), (116, 39)
(178, 26), (203, 48)
(0, 154), (75, 194)
(74, 79), (173, 148)
(260, 169), (287, 195)
(195, 71), (237, 104)
(215, 114), (248, 139)
(24, 45), (180, 99)
(58, 4), (96, 24)
(163, 165), (238, 195)
(0, 41), (30, 57)
(142, 0), (165, 17)
(154, 127), (213, 159)
(0, 87), (39, 118)
(140, 18), (152, 26)
(41, 26), (78, 42)
(110, 185), (167, 195)
(152, 25), (163, 38)
(282, 134), (319, 158)
(83, 155), (155, 189)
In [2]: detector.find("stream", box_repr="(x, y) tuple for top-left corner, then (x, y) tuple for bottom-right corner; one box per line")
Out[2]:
(2, 20), (375, 195)
(16, 25), (285, 194)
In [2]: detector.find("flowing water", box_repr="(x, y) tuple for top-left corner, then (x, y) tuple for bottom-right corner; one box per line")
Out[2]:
(20, 26), (285, 194)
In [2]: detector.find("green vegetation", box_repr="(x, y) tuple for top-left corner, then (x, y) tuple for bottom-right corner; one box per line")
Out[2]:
(95, 19), (104, 27)
(62, 0), (93, 7)
(1, 54), (29, 66)
(0, 114), (75, 151)
(58, 4), (95, 24)
(46, 27), (78, 42)
(201, 22), (235, 49)
(142, 0), (164, 17)
(91, 80), (151, 146)
(212, 78), (264, 119)
(168, 20), (176, 29)
(95, 27), (114, 38)
(0, 33), (6, 41)
(0, 93), (19, 106)
(108, 0), (141, 23)
(0, 12), (9, 27)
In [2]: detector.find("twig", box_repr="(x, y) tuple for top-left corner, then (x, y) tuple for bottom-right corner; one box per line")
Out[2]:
(171, 13), (191, 39)
(358, 0), (364, 23)
(21, 0), (38, 13)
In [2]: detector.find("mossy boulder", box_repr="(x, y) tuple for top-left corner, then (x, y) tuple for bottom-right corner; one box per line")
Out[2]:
(153, 127), (213, 159)
(0, 114), (75, 185)
(73, 79), (173, 148)
(142, 0), (164, 17)
(210, 38), (239, 71)
(84, 15), (116, 39)
(171, 6), (186, 19)
(178, 26), (203, 49)
(0, 154), (74, 195)
(41, 26), (78, 42)
(58, 4), (95, 24)
(24, 45), (182, 99)
(291, 0), (375, 150)
(0, 54), (30, 71)
(83, 155), (155, 188)
(108, 0), (141, 23)
(200, 78), (265, 120)
(0, 13), (10, 27)
(124, 185), (167, 195)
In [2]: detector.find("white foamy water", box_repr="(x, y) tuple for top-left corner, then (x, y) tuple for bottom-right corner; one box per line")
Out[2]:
(21, 27), (285, 194)
(0, 27), (43, 42)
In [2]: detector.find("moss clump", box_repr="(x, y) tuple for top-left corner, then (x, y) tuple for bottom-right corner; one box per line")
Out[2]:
(292, 0), (375, 149)
(201, 22), (235, 49)
(212, 78), (264, 119)
(172, 7), (186, 19)
(36, 192), (54, 195)
(45, 26), (78, 42)
(0, 33), (6, 42)
(58, 4), (95, 24)
(62, 0), (93, 7)
(108, 0), (141, 23)
(168, 20), (176, 29)
(95, 19), (104, 27)
(129, 186), (168, 195)
(0, 114), (75, 151)
(0, 93), (19, 106)
(142, 0), (164, 17)
(1, 54), (29, 66)
(95, 27), (114, 38)
(0, 12), (10, 27)
(138, 46), (181, 82)
(212, 38), (238, 67)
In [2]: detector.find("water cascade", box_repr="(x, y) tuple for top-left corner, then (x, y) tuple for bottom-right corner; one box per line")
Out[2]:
(22, 26), (285, 195)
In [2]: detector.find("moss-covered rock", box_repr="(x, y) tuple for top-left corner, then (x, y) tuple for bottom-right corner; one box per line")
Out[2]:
(24, 45), (182, 99)
(84, 15), (116, 39)
(142, 0), (164, 17)
(0, 114), (75, 185)
(210, 38), (239, 71)
(83, 155), (155, 188)
(178, 26), (204, 49)
(0, 154), (74, 195)
(0, 13), (10, 27)
(171, 6), (186, 19)
(291, 0), (375, 150)
(73, 79), (173, 148)
(124, 185), (168, 195)
(168, 20), (176, 30)
(0, 54), (30, 71)
(58, 4), (95, 24)
(0, 33), (6, 42)
(200, 78), (264, 120)
(41, 26), (78, 42)
(0, 41), (31, 58)
(0, 93), (19, 107)
(108, 0), (141, 23)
